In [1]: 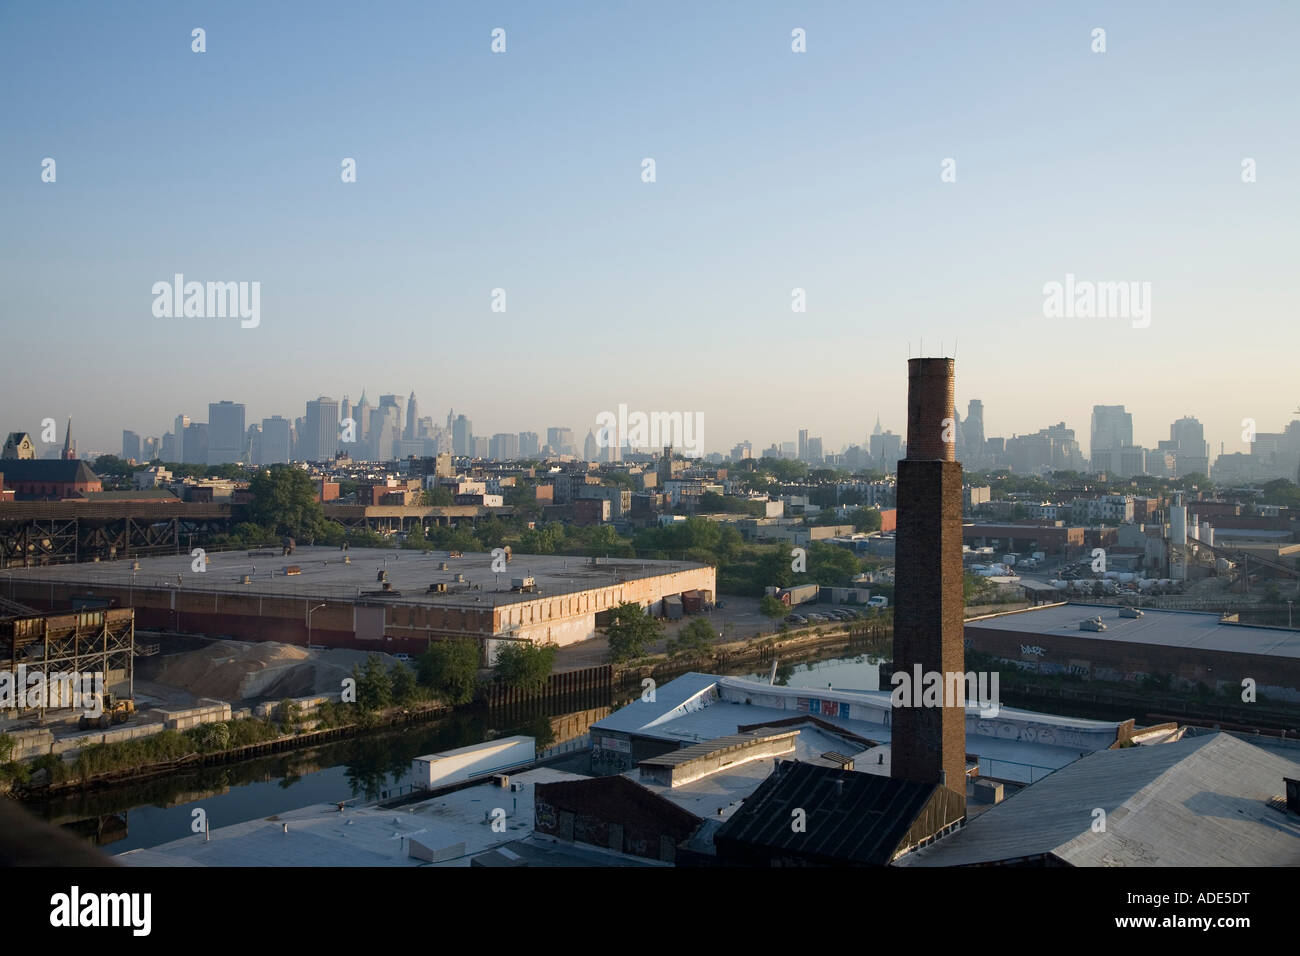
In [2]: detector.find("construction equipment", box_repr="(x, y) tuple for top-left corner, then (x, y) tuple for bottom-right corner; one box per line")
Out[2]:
(78, 692), (136, 730)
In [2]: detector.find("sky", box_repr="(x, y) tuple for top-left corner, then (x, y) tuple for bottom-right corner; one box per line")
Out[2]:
(2, 1), (1298, 460)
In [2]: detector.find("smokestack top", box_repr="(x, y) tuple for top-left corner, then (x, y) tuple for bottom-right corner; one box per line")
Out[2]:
(906, 357), (956, 461)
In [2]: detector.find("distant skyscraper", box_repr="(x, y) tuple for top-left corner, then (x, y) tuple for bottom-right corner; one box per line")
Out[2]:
(798, 428), (809, 461)
(405, 392), (419, 440)
(964, 400), (985, 453)
(173, 414), (190, 463)
(369, 403), (400, 460)
(871, 430), (903, 473)
(1170, 416), (1209, 476)
(519, 431), (540, 457)
(340, 395), (351, 430)
(207, 401), (246, 464)
(354, 392), (371, 446)
(1090, 405), (1133, 460)
(584, 430), (599, 461)
(304, 397), (340, 462)
(182, 422), (208, 464)
(453, 415), (473, 457)
(260, 416), (292, 465)
(121, 430), (141, 461)
(807, 436), (823, 462)
(547, 427), (575, 456)
(490, 433), (520, 461)
(472, 435), (489, 459)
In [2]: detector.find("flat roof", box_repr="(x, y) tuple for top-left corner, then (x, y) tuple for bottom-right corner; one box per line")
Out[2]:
(0, 547), (709, 608)
(967, 602), (1300, 660)
(594, 673), (1125, 784)
(117, 767), (588, 867)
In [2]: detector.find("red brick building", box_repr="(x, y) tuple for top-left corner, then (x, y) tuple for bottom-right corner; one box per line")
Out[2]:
(0, 460), (102, 500)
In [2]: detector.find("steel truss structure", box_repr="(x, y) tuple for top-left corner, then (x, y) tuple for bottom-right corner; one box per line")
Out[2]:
(0, 606), (135, 717)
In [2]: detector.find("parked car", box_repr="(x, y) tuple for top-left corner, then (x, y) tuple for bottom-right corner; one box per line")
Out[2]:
(393, 653), (413, 664)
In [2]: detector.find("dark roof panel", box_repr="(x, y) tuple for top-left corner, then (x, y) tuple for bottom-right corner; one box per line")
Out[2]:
(714, 761), (937, 865)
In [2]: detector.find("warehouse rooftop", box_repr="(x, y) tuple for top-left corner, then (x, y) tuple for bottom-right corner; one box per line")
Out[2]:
(967, 602), (1300, 661)
(0, 547), (709, 608)
(899, 732), (1300, 867)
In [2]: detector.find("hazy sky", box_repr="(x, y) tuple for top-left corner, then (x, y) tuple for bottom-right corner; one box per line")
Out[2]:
(3, 1), (1297, 459)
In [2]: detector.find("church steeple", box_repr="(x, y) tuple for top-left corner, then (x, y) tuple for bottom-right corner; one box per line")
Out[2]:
(61, 417), (75, 460)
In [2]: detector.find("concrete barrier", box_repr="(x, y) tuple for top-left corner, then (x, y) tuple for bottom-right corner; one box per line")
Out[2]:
(8, 728), (54, 760)
(155, 700), (232, 731)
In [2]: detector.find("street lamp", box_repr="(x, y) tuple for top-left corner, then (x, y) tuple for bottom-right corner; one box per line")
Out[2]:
(307, 603), (326, 649)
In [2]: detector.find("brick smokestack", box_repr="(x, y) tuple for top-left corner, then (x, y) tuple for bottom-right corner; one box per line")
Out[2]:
(891, 357), (966, 807)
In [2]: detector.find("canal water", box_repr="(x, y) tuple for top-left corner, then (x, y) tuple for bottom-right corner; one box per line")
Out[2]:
(28, 646), (891, 855)
(22, 710), (557, 855)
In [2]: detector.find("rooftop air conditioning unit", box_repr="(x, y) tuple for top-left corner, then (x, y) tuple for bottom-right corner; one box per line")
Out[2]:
(1120, 607), (1144, 618)
(428, 582), (447, 593)
(1079, 617), (1107, 631)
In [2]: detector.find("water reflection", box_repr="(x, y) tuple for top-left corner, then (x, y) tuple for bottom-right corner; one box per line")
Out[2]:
(24, 707), (582, 854)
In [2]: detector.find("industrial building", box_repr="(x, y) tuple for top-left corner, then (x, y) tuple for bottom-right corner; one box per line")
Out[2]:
(0, 547), (715, 661)
(901, 732), (1300, 866)
(965, 602), (1300, 702)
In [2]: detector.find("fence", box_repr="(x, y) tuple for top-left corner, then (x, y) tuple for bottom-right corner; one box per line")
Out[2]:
(484, 663), (613, 710)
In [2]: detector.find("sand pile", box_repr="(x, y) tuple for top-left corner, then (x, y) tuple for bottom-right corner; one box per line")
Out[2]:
(155, 641), (393, 702)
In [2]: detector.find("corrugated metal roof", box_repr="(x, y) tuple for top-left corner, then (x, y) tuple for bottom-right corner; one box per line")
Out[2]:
(902, 733), (1300, 866)
(637, 731), (798, 769)
(714, 761), (938, 866)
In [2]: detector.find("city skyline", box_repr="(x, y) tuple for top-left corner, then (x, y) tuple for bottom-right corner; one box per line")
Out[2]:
(4, 2), (1297, 463)
(9, 387), (1297, 474)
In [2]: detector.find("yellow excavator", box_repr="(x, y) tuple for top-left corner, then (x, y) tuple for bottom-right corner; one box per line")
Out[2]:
(77, 693), (136, 730)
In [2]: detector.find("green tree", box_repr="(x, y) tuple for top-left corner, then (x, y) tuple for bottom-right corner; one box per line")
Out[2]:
(964, 572), (994, 604)
(417, 639), (480, 705)
(390, 662), (418, 704)
(91, 454), (136, 478)
(403, 522), (427, 549)
(605, 601), (662, 664)
(493, 641), (557, 693)
(352, 653), (393, 712)
(849, 508), (882, 533)
(807, 542), (859, 586)
(667, 617), (716, 660)
(418, 486), (454, 506)
(759, 594), (786, 618)
(247, 465), (331, 541)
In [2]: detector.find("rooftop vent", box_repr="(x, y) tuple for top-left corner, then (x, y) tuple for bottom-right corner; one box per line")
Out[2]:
(1120, 607), (1144, 618)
